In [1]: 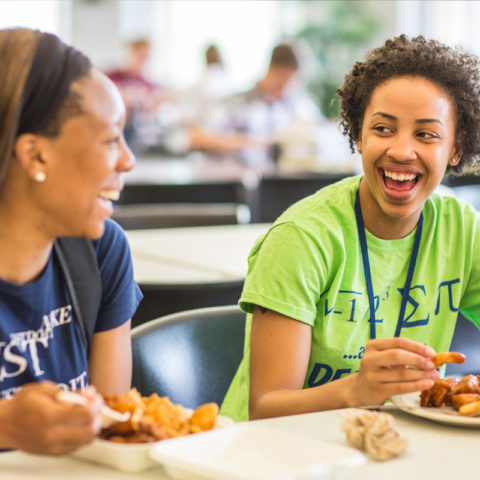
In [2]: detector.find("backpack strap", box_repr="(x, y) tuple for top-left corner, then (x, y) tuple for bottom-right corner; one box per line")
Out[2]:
(54, 237), (102, 353)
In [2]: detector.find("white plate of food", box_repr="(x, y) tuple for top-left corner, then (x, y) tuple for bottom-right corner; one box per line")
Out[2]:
(391, 392), (480, 428)
(73, 414), (233, 473)
(72, 388), (233, 473)
(149, 422), (366, 480)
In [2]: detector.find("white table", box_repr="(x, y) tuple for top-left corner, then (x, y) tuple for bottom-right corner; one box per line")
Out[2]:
(2, 406), (478, 479)
(126, 223), (270, 284)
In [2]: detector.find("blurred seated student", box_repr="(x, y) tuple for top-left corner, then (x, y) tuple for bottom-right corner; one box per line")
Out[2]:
(0, 28), (141, 454)
(209, 42), (324, 167)
(160, 43), (323, 166)
(105, 38), (165, 149)
(180, 44), (237, 119)
(221, 34), (480, 422)
(155, 43), (255, 157)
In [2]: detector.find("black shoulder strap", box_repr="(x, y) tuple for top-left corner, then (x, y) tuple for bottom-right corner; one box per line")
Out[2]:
(54, 237), (102, 353)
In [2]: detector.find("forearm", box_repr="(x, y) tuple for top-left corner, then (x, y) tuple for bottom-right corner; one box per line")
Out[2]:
(250, 373), (359, 420)
(88, 321), (132, 395)
(0, 398), (15, 449)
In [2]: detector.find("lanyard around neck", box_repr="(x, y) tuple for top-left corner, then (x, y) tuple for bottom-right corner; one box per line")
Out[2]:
(354, 190), (423, 339)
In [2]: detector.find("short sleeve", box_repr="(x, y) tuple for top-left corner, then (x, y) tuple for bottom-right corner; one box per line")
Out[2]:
(92, 218), (143, 332)
(239, 222), (326, 326)
(458, 208), (480, 328)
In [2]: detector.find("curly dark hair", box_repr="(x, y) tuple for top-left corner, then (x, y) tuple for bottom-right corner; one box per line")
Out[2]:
(337, 34), (480, 175)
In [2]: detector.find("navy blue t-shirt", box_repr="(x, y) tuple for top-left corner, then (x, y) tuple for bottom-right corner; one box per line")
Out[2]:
(0, 219), (142, 399)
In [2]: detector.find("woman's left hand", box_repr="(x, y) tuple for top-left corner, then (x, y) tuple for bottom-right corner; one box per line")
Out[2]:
(348, 337), (439, 407)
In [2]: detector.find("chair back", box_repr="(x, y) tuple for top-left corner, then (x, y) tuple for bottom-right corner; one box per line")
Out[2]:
(132, 280), (244, 328)
(113, 203), (250, 230)
(251, 173), (347, 222)
(131, 305), (246, 409)
(445, 313), (480, 376)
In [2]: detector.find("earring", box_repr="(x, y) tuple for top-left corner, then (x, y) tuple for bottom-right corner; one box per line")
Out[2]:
(33, 171), (46, 183)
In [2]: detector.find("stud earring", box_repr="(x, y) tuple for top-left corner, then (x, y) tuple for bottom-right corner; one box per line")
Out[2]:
(33, 171), (46, 183)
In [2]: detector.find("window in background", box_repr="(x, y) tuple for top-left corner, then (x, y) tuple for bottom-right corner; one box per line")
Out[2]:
(396, 0), (480, 57)
(0, 0), (67, 38)
(148, 0), (284, 92)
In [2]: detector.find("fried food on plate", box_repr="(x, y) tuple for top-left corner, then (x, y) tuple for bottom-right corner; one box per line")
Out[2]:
(453, 374), (479, 394)
(458, 400), (480, 416)
(451, 393), (480, 410)
(189, 402), (219, 433)
(431, 351), (466, 368)
(420, 377), (458, 407)
(420, 371), (480, 416)
(100, 388), (220, 443)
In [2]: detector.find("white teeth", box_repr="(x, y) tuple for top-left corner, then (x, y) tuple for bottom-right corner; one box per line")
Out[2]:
(384, 171), (416, 181)
(98, 190), (120, 201)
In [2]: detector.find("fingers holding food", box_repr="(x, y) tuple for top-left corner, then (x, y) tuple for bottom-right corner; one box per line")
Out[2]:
(352, 338), (439, 407)
(431, 351), (466, 368)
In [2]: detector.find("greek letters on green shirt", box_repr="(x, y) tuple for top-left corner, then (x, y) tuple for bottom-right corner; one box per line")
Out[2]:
(221, 175), (480, 422)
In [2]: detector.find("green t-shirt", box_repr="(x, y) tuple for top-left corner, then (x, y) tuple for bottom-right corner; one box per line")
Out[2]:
(221, 175), (480, 422)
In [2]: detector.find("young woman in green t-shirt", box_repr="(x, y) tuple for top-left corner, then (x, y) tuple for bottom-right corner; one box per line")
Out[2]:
(222, 35), (480, 422)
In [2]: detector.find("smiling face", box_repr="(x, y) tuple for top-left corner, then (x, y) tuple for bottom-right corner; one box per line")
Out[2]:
(35, 70), (135, 239)
(356, 75), (460, 239)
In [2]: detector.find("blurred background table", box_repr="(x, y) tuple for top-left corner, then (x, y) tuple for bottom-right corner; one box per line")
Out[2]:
(126, 223), (270, 327)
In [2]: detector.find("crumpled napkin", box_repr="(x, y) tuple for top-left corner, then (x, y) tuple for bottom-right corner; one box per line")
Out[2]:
(340, 409), (408, 461)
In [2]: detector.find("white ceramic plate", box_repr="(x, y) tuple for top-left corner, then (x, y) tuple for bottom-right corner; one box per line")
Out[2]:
(72, 415), (233, 473)
(149, 422), (366, 480)
(391, 392), (480, 427)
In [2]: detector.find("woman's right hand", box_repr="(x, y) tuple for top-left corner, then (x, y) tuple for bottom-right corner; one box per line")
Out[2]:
(347, 337), (439, 407)
(0, 381), (102, 455)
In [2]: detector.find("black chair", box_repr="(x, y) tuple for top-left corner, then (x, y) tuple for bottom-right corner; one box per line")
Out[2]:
(445, 313), (480, 376)
(113, 203), (251, 230)
(442, 174), (480, 188)
(251, 173), (348, 222)
(120, 181), (248, 205)
(132, 279), (244, 328)
(131, 305), (246, 409)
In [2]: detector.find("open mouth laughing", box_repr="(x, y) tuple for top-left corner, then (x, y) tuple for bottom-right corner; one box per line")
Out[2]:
(97, 189), (121, 215)
(381, 168), (421, 195)
(98, 189), (120, 202)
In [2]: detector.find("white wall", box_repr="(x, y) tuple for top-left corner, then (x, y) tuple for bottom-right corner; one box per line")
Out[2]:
(4, 1), (479, 92)
(0, 0), (61, 33)
(69, 0), (123, 71)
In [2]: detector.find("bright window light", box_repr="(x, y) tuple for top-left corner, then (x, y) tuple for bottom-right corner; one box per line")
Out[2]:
(0, 0), (61, 35)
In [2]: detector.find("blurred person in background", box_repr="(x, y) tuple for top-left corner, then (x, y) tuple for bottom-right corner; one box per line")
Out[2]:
(193, 44), (237, 105)
(160, 43), (324, 168)
(215, 42), (325, 169)
(105, 38), (165, 151)
(158, 43), (256, 157)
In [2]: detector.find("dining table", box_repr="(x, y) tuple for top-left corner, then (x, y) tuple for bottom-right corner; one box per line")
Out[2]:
(2, 404), (478, 479)
(126, 223), (271, 285)
(125, 222), (271, 325)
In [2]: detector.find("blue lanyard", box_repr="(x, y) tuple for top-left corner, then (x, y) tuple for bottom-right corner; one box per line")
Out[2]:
(354, 190), (423, 339)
